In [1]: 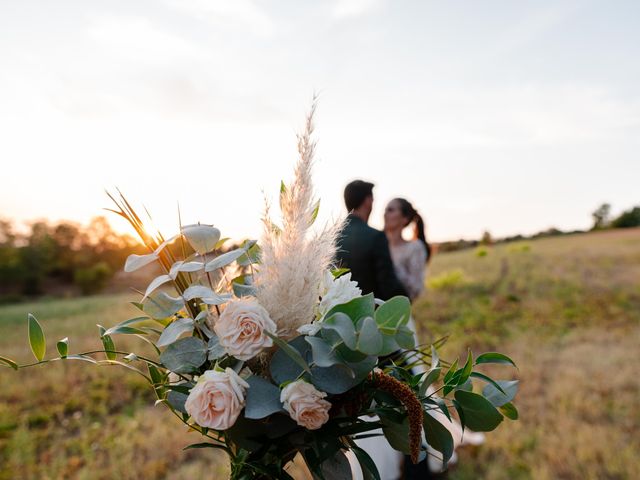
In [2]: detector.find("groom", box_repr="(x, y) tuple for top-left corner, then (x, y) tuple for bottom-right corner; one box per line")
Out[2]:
(337, 180), (436, 480)
(335, 180), (407, 300)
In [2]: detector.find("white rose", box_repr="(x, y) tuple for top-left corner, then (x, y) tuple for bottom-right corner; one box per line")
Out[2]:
(184, 368), (249, 430)
(214, 297), (277, 361)
(318, 271), (362, 318)
(281, 380), (331, 430)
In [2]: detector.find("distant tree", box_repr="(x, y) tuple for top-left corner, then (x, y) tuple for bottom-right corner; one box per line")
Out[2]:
(611, 206), (640, 229)
(480, 230), (493, 245)
(592, 203), (611, 230)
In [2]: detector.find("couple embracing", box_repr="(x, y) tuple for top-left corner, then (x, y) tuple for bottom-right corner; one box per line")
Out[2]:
(336, 180), (483, 480)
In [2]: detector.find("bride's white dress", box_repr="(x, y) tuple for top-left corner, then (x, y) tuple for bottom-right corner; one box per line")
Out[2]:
(349, 240), (484, 479)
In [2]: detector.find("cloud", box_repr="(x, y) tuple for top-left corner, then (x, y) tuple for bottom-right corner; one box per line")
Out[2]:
(164, 0), (275, 37)
(87, 14), (209, 65)
(332, 0), (382, 19)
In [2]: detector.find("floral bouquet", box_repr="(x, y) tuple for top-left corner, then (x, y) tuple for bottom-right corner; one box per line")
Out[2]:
(1, 103), (519, 479)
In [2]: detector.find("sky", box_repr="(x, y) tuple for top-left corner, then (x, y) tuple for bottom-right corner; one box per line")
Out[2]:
(1, 0), (639, 242)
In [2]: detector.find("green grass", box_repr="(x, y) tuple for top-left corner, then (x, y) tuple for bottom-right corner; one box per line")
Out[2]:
(414, 228), (640, 480)
(1, 228), (639, 479)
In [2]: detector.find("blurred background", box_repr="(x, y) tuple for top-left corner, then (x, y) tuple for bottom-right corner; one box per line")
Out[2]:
(1, 1), (638, 479)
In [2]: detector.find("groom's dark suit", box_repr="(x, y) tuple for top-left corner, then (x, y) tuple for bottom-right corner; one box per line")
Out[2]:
(336, 214), (407, 300)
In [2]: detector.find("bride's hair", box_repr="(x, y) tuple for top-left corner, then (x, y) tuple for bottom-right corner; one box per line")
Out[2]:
(393, 198), (432, 263)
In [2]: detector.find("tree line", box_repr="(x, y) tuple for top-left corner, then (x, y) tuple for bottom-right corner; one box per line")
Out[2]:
(0, 216), (143, 302)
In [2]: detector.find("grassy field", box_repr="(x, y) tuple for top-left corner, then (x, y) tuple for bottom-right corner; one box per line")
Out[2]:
(1, 228), (639, 479)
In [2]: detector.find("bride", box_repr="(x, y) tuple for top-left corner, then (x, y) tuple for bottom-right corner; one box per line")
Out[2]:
(353, 198), (484, 479)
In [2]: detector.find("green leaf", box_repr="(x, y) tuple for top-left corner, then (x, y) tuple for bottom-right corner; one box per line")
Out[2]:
(380, 416), (410, 454)
(244, 375), (283, 419)
(315, 450), (352, 480)
(159, 337), (208, 374)
(331, 268), (350, 279)
(167, 390), (189, 414)
(143, 291), (185, 319)
(377, 333), (401, 356)
(148, 364), (165, 386)
(321, 312), (356, 349)
(104, 325), (149, 336)
(98, 325), (117, 360)
(423, 412), (455, 464)
(350, 445), (381, 480)
(443, 357), (459, 384)
(56, 337), (69, 357)
(460, 350), (473, 384)
(183, 442), (228, 452)
(157, 317), (194, 347)
(266, 332), (311, 374)
(499, 402), (519, 420)
(325, 293), (375, 322)
(356, 317), (383, 355)
(374, 296), (411, 333)
(0, 355), (18, 370)
(469, 372), (506, 395)
(270, 336), (311, 385)
(394, 325), (415, 349)
(306, 336), (341, 367)
(475, 352), (517, 368)
(310, 200), (320, 225)
(64, 354), (97, 364)
(419, 367), (441, 397)
(27, 314), (46, 362)
(483, 380), (519, 407)
(207, 335), (226, 361)
(453, 390), (504, 432)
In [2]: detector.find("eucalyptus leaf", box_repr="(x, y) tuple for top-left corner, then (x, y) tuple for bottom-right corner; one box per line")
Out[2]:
(124, 252), (158, 273)
(182, 285), (231, 305)
(453, 390), (504, 432)
(482, 380), (519, 407)
(325, 293), (375, 322)
(204, 248), (246, 272)
(207, 335), (226, 360)
(266, 333), (311, 374)
(143, 291), (185, 319)
(143, 274), (172, 300)
(321, 312), (356, 349)
(356, 317), (383, 355)
(244, 375), (283, 419)
(160, 337), (207, 374)
(305, 336), (341, 368)
(169, 260), (204, 278)
(27, 313), (46, 362)
(374, 296), (411, 332)
(394, 325), (415, 350)
(270, 336), (310, 385)
(181, 224), (221, 255)
(167, 389), (189, 414)
(157, 317), (195, 347)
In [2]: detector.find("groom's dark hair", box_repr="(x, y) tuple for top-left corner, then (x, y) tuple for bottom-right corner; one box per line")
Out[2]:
(344, 180), (374, 211)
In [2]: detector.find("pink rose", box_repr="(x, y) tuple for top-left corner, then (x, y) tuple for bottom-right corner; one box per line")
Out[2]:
(185, 368), (249, 430)
(281, 380), (331, 430)
(214, 297), (277, 361)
